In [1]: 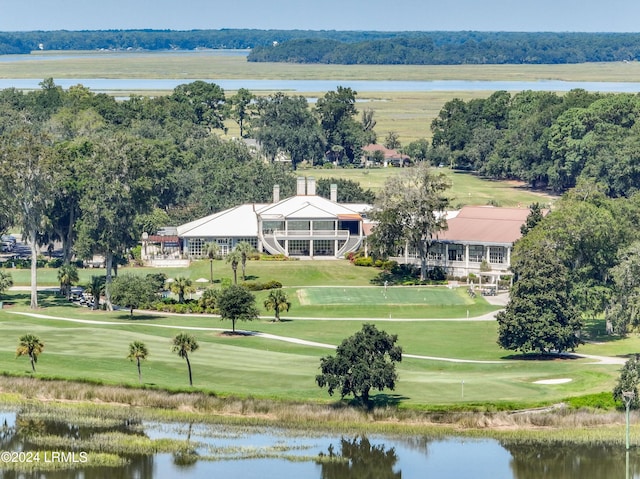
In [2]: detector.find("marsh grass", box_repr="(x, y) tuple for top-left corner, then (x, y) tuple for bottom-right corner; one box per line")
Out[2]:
(0, 452), (128, 472)
(1, 376), (638, 445)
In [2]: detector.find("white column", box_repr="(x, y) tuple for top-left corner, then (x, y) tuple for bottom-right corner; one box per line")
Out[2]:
(465, 244), (470, 276)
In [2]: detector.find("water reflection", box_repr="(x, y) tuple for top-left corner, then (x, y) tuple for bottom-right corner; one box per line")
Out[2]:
(503, 441), (640, 479)
(317, 436), (402, 479)
(3, 405), (640, 478)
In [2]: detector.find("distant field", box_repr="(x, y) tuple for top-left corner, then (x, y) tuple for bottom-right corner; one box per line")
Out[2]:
(2, 52), (639, 145)
(1, 52), (639, 82)
(304, 167), (555, 206)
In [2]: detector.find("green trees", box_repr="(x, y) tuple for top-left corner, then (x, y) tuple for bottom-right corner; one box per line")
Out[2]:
(172, 332), (199, 387)
(109, 273), (158, 317)
(254, 92), (326, 169)
(217, 285), (259, 333)
(316, 86), (365, 165)
(614, 354), (640, 408)
(204, 242), (220, 284)
(263, 289), (291, 322)
(127, 341), (149, 383)
(229, 88), (255, 138)
(0, 123), (54, 309)
(16, 334), (45, 372)
(0, 270), (13, 301)
(170, 276), (195, 304)
(57, 263), (79, 299)
(235, 241), (255, 282)
(369, 162), (450, 281)
(496, 241), (583, 354)
(606, 242), (640, 335)
(316, 324), (402, 407)
(226, 250), (242, 285)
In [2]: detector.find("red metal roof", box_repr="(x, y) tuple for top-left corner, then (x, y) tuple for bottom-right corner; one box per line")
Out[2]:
(435, 206), (532, 245)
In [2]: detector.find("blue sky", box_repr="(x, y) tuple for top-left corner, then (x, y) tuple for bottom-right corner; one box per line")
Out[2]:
(1, 0), (639, 32)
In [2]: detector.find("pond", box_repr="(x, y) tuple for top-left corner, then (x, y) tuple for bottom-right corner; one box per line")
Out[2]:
(1, 407), (639, 478)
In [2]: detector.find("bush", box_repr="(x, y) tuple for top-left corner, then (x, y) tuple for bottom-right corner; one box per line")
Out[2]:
(354, 257), (373, 267)
(242, 280), (283, 291)
(47, 258), (63, 268)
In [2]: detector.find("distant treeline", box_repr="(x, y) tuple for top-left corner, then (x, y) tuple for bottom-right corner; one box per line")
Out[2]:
(430, 89), (640, 195)
(4, 30), (640, 65)
(0, 29), (404, 55)
(248, 32), (640, 65)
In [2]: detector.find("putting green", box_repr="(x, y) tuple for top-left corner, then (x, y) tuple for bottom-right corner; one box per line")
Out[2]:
(298, 286), (470, 306)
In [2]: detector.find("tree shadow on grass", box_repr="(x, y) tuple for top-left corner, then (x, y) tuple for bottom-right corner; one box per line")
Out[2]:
(116, 313), (166, 321)
(219, 330), (254, 337)
(582, 318), (625, 344)
(501, 353), (582, 361)
(368, 393), (409, 408)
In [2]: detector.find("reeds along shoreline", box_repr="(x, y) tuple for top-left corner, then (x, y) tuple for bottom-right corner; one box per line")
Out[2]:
(0, 376), (635, 442)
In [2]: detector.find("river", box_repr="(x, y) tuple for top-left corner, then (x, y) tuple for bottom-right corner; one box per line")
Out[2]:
(0, 78), (639, 93)
(1, 408), (638, 478)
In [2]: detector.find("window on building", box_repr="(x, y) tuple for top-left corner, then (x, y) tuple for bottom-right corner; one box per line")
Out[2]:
(288, 221), (310, 231)
(489, 247), (505, 264)
(188, 238), (205, 257)
(313, 240), (335, 256)
(427, 243), (444, 261)
(313, 220), (335, 231)
(234, 237), (258, 249)
(448, 244), (464, 261)
(468, 245), (484, 262)
(262, 221), (284, 234)
(289, 240), (310, 256)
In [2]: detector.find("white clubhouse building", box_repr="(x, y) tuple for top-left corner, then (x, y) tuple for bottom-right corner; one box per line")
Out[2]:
(176, 177), (369, 259)
(144, 177), (533, 277)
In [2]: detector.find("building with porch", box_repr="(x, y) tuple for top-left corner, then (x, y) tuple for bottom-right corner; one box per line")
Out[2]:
(176, 177), (369, 259)
(399, 206), (532, 277)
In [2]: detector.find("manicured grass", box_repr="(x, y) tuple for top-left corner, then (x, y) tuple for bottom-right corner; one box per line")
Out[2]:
(305, 167), (555, 206)
(0, 291), (626, 407)
(2, 259), (382, 287)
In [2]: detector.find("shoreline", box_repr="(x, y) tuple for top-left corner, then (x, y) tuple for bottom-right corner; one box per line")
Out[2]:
(0, 376), (635, 444)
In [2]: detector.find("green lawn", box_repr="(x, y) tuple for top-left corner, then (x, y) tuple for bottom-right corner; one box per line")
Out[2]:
(0, 291), (627, 407)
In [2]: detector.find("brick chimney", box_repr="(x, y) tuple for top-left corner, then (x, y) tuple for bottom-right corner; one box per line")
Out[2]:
(330, 183), (338, 202)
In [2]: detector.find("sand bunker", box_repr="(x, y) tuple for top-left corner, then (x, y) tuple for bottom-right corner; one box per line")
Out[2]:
(534, 378), (572, 385)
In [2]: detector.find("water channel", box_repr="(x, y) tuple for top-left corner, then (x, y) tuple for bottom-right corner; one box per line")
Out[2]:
(1, 78), (640, 94)
(0, 407), (638, 478)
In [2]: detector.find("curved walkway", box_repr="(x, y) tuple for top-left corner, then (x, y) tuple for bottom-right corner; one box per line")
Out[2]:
(5, 311), (623, 365)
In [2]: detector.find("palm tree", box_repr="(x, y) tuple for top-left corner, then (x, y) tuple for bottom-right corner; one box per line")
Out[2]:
(57, 264), (79, 299)
(85, 275), (106, 310)
(16, 334), (44, 372)
(170, 276), (194, 303)
(204, 242), (220, 284)
(172, 332), (199, 386)
(235, 241), (255, 281)
(127, 340), (149, 383)
(226, 249), (242, 285)
(263, 289), (291, 322)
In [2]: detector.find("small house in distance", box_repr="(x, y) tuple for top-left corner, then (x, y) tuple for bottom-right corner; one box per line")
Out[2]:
(361, 144), (411, 168)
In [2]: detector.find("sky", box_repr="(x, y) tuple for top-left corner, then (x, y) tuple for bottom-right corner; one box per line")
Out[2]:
(0, 0), (639, 32)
